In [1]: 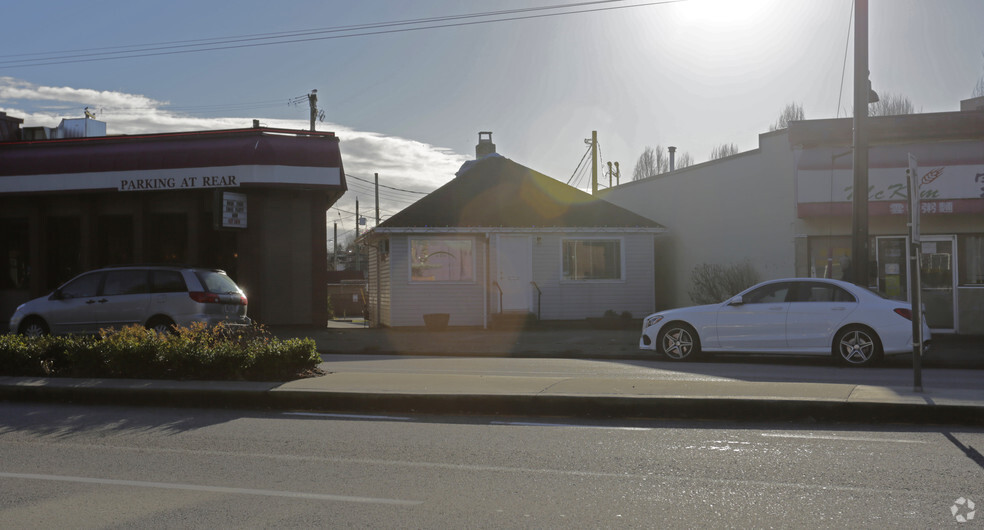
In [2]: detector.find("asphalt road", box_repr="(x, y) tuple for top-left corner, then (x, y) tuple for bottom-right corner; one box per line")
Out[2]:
(1, 402), (981, 527)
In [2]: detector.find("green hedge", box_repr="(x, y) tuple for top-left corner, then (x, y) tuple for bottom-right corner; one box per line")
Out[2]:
(0, 323), (321, 381)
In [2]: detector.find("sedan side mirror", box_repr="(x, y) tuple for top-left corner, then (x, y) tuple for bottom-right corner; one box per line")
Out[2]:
(49, 289), (63, 301)
(728, 295), (744, 306)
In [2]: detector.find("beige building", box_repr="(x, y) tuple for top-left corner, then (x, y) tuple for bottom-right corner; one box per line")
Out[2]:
(602, 101), (984, 335)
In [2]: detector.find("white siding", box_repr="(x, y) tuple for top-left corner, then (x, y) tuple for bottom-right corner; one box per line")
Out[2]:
(388, 234), (488, 326)
(524, 232), (655, 320)
(367, 245), (392, 326)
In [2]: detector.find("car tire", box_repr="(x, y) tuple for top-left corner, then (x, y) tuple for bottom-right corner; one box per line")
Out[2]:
(146, 316), (176, 335)
(833, 325), (882, 367)
(657, 322), (701, 361)
(19, 317), (49, 337)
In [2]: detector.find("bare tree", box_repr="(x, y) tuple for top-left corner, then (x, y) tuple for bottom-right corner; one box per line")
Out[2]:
(974, 51), (984, 97)
(769, 102), (805, 131)
(868, 92), (918, 116)
(709, 143), (739, 160)
(676, 151), (695, 169)
(632, 145), (669, 181)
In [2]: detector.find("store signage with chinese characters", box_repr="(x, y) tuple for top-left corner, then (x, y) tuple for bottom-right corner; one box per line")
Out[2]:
(119, 175), (238, 192)
(221, 192), (247, 228)
(796, 157), (984, 216)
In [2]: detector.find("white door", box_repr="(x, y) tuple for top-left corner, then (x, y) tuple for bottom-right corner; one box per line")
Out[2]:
(496, 235), (532, 312)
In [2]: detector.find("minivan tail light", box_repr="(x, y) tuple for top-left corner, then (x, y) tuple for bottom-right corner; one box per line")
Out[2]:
(894, 308), (913, 320)
(189, 292), (220, 304)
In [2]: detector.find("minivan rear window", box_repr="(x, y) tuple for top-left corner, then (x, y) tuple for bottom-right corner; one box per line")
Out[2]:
(197, 271), (240, 293)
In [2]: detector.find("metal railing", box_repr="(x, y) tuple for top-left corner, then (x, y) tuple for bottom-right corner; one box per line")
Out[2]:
(492, 281), (503, 313)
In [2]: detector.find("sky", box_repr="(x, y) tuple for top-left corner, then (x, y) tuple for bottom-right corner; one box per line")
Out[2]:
(3, 0), (983, 245)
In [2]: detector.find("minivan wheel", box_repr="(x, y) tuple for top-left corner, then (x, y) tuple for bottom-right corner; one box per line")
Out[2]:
(146, 316), (176, 335)
(834, 326), (882, 367)
(19, 317), (49, 337)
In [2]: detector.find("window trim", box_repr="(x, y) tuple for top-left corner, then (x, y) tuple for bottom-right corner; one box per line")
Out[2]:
(560, 236), (625, 283)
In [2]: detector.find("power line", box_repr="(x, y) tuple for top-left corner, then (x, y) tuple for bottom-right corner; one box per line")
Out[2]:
(345, 173), (431, 195)
(0, 1), (683, 69)
(567, 144), (592, 185)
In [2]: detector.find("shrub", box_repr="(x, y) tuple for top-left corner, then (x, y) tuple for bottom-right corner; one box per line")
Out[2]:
(687, 261), (760, 305)
(0, 323), (321, 381)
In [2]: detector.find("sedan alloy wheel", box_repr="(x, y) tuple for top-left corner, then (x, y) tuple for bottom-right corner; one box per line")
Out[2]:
(658, 324), (700, 361)
(835, 326), (881, 367)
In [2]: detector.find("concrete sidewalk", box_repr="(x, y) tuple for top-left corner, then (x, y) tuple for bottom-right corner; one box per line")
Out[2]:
(1, 323), (982, 425)
(272, 322), (984, 369)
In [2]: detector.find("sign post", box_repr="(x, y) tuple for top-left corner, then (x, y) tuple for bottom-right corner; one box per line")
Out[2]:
(907, 153), (923, 392)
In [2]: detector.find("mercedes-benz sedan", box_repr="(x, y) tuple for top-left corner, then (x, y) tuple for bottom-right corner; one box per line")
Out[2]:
(639, 278), (931, 366)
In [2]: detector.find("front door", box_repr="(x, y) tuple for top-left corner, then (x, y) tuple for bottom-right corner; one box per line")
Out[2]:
(920, 236), (957, 332)
(496, 235), (532, 312)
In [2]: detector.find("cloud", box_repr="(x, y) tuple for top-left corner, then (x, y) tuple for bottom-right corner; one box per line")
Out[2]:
(1, 77), (470, 244)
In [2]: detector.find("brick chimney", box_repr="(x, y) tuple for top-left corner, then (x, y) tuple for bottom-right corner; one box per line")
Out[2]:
(476, 131), (496, 159)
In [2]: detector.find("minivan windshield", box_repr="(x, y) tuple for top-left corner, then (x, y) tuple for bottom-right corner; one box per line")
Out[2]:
(197, 271), (241, 294)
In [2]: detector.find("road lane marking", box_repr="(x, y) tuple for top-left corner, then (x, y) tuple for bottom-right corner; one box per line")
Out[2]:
(491, 421), (650, 430)
(0, 472), (422, 506)
(760, 433), (928, 444)
(283, 412), (412, 421)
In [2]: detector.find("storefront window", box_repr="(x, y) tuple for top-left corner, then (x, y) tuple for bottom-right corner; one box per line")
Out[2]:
(147, 213), (188, 264)
(97, 215), (133, 267)
(0, 218), (29, 289)
(959, 235), (984, 286)
(410, 238), (474, 282)
(807, 236), (851, 280)
(46, 216), (82, 289)
(562, 239), (622, 281)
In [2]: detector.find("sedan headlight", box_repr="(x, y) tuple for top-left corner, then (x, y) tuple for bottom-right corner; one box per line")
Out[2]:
(643, 314), (664, 329)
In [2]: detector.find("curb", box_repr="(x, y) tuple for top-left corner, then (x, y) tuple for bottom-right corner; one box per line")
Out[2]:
(3, 382), (983, 427)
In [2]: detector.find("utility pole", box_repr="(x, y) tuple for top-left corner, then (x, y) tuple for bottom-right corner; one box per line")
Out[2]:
(355, 197), (361, 271)
(590, 130), (598, 195)
(374, 173), (380, 226)
(851, 0), (873, 287)
(333, 222), (338, 271)
(308, 90), (318, 132)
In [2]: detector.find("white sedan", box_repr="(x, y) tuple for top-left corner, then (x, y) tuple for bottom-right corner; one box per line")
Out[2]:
(639, 278), (931, 366)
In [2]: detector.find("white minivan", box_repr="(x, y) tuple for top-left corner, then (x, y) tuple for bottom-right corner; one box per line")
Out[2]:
(9, 265), (249, 335)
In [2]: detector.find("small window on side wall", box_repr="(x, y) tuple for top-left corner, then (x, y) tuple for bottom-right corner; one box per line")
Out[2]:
(562, 239), (622, 281)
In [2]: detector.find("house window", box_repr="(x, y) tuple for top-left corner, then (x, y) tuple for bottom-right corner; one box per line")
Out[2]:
(563, 239), (622, 280)
(410, 238), (474, 282)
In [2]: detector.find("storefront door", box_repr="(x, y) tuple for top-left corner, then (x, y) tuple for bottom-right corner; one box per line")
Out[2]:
(920, 236), (956, 332)
(876, 235), (957, 333)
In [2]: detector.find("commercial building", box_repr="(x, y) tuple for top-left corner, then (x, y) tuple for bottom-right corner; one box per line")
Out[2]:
(601, 99), (984, 335)
(0, 113), (346, 326)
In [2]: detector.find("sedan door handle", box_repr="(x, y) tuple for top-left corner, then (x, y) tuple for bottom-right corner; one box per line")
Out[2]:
(97, 298), (108, 303)
(85, 299), (97, 304)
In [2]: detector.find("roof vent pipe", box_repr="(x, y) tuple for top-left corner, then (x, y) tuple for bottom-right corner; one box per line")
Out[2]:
(668, 146), (677, 172)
